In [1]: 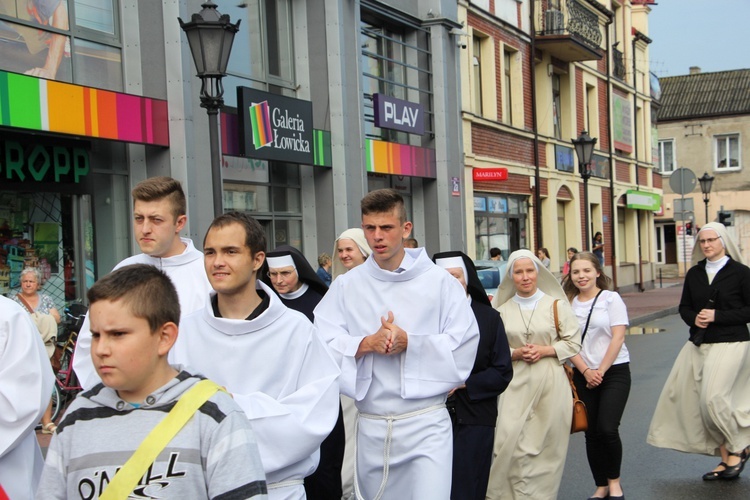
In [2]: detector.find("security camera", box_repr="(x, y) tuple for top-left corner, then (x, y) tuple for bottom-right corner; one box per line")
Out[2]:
(458, 42), (467, 49)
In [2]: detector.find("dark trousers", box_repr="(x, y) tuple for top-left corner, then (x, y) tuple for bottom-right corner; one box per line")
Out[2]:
(305, 403), (345, 500)
(574, 362), (631, 486)
(450, 424), (494, 500)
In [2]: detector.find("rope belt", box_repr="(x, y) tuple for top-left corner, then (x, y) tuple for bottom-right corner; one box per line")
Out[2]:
(352, 404), (445, 500)
(267, 479), (304, 490)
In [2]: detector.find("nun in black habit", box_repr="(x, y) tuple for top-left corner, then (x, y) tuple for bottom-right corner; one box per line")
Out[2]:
(262, 245), (344, 499)
(433, 251), (514, 500)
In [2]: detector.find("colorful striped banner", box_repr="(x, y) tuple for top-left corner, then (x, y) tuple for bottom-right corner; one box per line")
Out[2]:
(0, 70), (169, 146)
(249, 101), (273, 149)
(365, 138), (436, 178)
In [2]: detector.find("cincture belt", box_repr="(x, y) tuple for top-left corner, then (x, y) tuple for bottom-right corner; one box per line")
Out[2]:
(268, 479), (304, 490)
(352, 403), (446, 500)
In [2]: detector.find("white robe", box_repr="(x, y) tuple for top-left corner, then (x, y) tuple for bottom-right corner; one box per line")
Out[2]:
(172, 282), (340, 500)
(0, 297), (55, 500)
(314, 249), (479, 499)
(73, 238), (212, 389)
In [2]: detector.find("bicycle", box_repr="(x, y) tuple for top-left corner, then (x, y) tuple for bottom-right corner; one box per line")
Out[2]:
(49, 303), (87, 422)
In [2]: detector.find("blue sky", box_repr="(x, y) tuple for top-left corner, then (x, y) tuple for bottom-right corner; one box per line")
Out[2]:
(648, 0), (750, 77)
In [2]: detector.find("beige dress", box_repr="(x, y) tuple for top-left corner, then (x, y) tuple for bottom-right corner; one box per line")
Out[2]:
(486, 294), (581, 500)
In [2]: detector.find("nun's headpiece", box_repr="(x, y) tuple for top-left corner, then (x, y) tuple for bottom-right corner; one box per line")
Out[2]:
(433, 250), (491, 307)
(690, 222), (745, 266)
(262, 245), (329, 296)
(332, 228), (372, 280)
(491, 249), (567, 308)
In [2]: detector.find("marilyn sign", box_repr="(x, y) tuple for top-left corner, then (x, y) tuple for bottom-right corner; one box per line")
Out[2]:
(373, 94), (424, 135)
(237, 87), (314, 164)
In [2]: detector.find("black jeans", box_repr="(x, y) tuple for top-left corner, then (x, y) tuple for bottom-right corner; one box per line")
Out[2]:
(574, 362), (631, 486)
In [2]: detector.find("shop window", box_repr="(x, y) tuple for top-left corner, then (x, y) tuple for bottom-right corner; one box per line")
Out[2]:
(361, 12), (433, 143)
(474, 193), (527, 260)
(0, 1), (122, 90)
(658, 139), (675, 173)
(715, 134), (740, 171)
(223, 0), (295, 96)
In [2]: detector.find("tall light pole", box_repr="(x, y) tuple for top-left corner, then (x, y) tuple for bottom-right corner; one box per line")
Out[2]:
(698, 172), (714, 225)
(572, 130), (597, 251)
(179, 1), (240, 217)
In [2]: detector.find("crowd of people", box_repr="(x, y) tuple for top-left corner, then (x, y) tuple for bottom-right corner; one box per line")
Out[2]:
(3, 175), (750, 500)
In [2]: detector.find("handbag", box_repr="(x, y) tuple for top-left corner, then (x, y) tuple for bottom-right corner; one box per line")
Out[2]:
(553, 299), (588, 433)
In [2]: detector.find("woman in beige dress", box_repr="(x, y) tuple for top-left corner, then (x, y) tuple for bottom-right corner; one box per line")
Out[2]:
(331, 228), (372, 499)
(648, 222), (750, 481)
(486, 249), (581, 500)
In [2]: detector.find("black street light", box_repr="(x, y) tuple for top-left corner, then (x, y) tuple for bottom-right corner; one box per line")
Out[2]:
(179, 1), (240, 217)
(572, 130), (597, 251)
(698, 172), (714, 224)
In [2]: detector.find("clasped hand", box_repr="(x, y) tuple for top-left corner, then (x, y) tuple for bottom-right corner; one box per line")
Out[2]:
(519, 343), (543, 364)
(369, 311), (408, 356)
(583, 368), (604, 389)
(695, 308), (715, 329)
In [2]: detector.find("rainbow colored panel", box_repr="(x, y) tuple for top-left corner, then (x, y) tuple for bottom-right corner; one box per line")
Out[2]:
(365, 139), (436, 178)
(249, 101), (273, 149)
(0, 70), (169, 146)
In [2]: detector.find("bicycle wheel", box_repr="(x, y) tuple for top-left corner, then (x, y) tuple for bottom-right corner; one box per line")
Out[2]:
(50, 383), (63, 422)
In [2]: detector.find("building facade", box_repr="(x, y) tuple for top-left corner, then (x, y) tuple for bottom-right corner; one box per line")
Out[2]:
(458, 0), (661, 291)
(0, 0), (466, 305)
(655, 67), (750, 271)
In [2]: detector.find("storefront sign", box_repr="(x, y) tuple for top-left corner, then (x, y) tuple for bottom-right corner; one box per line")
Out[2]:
(473, 168), (508, 181)
(1, 140), (89, 184)
(237, 87), (314, 164)
(373, 94), (424, 135)
(626, 190), (661, 211)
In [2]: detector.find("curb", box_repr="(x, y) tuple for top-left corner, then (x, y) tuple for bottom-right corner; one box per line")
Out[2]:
(629, 305), (679, 327)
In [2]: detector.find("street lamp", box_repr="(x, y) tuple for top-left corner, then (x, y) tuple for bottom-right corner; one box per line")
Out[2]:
(572, 130), (597, 251)
(179, 1), (240, 217)
(698, 172), (714, 224)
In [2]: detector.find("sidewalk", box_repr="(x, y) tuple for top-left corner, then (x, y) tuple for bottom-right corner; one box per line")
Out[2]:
(620, 278), (683, 326)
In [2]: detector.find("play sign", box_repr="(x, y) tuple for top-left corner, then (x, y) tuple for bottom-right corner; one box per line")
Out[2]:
(373, 94), (424, 135)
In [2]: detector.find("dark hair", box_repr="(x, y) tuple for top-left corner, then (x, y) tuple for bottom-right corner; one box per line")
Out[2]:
(594, 231), (603, 239)
(131, 177), (187, 221)
(87, 264), (180, 332)
(567, 247), (579, 254)
(489, 247), (502, 258)
(361, 189), (406, 223)
(561, 251), (612, 301)
(204, 211), (267, 255)
(537, 247), (550, 259)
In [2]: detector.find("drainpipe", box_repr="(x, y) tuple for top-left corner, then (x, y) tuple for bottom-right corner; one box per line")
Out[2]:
(632, 29), (651, 292)
(530, 0), (542, 249)
(605, 14), (617, 290)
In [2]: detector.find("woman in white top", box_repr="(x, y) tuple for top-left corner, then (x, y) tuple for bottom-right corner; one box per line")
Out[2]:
(562, 251), (630, 500)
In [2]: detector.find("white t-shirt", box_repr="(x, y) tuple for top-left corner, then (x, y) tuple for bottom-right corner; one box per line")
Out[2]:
(572, 290), (630, 368)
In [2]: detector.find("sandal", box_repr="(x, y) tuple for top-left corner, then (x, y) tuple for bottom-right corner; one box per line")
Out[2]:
(702, 462), (727, 481)
(41, 422), (57, 434)
(721, 452), (745, 480)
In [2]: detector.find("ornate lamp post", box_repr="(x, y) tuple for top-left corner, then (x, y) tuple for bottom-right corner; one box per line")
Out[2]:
(572, 130), (597, 251)
(179, 1), (240, 217)
(698, 172), (714, 224)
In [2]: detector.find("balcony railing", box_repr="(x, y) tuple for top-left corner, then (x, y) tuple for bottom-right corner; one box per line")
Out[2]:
(536, 0), (603, 62)
(613, 46), (625, 79)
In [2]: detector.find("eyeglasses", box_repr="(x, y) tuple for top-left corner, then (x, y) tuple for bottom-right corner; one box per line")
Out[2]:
(699, 237), (721, 245)
(267, 270), (295, 279)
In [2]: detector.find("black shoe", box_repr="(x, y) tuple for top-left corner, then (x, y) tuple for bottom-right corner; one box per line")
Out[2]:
(722, 453), (745, 480)
(703, 462), (727, 481)
(608, 495), (624, 500)
(742, 446), (750, 465)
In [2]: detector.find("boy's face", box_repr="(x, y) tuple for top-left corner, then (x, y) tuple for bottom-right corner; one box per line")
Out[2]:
(362, 209), (412, 271)
(90, 299), (176, 403)
(204, 222), (265, 296)
(133, 198), (186, 258)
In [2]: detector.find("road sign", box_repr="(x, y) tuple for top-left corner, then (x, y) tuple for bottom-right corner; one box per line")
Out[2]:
(669, 168), (696, 195)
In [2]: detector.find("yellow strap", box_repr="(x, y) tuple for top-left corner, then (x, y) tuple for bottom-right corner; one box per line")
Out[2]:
(100, 380), (223, 500)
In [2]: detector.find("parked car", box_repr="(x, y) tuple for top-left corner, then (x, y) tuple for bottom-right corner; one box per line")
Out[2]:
(474, 259), (507, 303)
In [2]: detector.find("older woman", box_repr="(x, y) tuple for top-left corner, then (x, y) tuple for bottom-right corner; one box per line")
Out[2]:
(486, 249), (581, 500)
(648, 222), (750, 481)
(332, 228), (371, 281)
(12, 267), (60, 435)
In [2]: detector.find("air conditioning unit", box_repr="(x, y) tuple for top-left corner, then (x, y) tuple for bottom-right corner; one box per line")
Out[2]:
(545, 10), (564, 34)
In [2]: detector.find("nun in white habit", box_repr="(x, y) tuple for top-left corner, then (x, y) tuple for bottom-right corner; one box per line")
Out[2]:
(486, 249), (581, 500)
(0, 296), (55, 499)
(648, 222), (750, 481)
